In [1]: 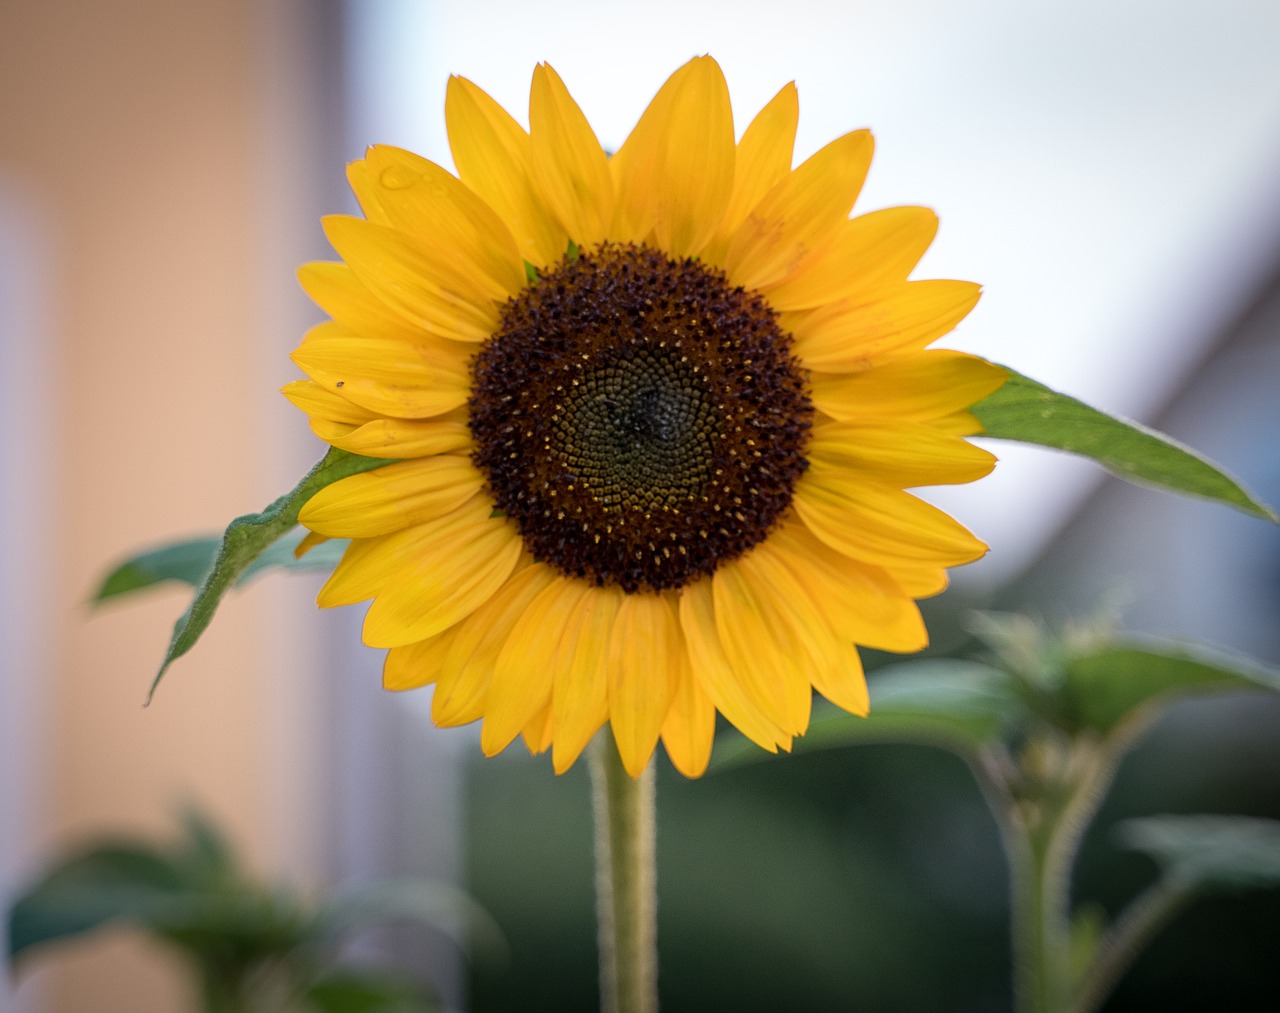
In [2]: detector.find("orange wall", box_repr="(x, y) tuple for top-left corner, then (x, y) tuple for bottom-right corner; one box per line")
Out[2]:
(1, 1), (328, 1008)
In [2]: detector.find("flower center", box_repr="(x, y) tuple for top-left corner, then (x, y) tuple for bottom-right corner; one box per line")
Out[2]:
(469, 243), (812, 592)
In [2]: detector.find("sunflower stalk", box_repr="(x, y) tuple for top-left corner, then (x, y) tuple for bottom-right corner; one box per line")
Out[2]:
(1069, 877), (1192, 1013)
(977, 736), (1122, 1013)
(589, 736), (658, 1013)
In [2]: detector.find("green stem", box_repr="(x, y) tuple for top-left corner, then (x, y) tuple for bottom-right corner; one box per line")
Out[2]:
(974, 743), (1120, 1013)
(588, 736), (658, 1013)
(197, 966), (246, 1013)
(973, 751), (1056, 1013)
(1070, 879), (1191, 1013)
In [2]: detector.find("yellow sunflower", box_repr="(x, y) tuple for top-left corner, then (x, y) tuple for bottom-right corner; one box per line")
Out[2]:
(283, 56), (1005, 779)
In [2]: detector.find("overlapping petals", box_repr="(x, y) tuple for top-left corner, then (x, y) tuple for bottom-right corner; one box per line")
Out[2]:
(286, 56), (1004, 778)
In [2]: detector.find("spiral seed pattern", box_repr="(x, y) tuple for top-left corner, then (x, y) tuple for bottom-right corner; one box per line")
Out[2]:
(469, 243), (812, 592)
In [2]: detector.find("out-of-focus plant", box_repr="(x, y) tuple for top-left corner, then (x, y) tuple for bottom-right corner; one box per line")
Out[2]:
(715, 612), (1280, 1013)
(6, 810), (504, 1013)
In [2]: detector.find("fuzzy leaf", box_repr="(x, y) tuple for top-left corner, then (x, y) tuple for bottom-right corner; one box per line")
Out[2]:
(145, 448), (388, 701)
(1063, 640), (1280, 736)
(1120, 815), (1280, 892)
(973, 367), (1276, 521)
(94, 529), (348, 603)
(712, 660), (1018, 769)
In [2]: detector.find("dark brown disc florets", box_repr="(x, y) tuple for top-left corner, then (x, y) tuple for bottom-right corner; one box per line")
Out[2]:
(468, 243), (812, 593)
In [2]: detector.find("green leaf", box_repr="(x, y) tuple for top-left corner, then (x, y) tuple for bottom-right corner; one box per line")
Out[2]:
(7, 843), (184, 959)
(1119, 815), (1280, 892)
(95, 538), (223, 599)
(304, 971), (439, 1013)
(972, 366), (1277, 521)
(711, 660), (1019, 770)
(145, 448), (389, 701)
(1063, 640), (1280, 736)
(93, 529), (349, 604)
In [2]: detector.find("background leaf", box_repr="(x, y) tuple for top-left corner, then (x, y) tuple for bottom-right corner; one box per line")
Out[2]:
(7, 843), (183, 959)
(1119, 816), (1280, 892)
(972, 366), (1276, 521)
(144, 448), (388, 701)
(93, 529), (349, 604)
(304, 971), (440, 1013)
(711, 660), (1018, 769)
(1063, 640), (1280, 736)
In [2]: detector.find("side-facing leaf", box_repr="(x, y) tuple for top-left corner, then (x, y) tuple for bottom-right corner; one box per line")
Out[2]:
(94, 538), (223, 600)
(7, 844), (183, 960)
(972, 366), (1276, 521)
(93, 529), (348, 604)
(1063, 640), (1280, 737)
(1119, 815), (1280, 892)
(711, 660), (1019, 770)
(146, 448), (389, 701)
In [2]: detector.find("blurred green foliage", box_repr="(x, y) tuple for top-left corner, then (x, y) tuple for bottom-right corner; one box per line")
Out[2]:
(7, 810), (502, 1013)
(465, 616), (1280, 1013)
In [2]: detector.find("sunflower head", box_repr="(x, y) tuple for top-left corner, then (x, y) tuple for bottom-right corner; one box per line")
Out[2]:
(284, 56), (1005, 778)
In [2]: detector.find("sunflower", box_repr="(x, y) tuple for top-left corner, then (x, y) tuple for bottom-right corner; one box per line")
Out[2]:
(283, 56), (1005, 779)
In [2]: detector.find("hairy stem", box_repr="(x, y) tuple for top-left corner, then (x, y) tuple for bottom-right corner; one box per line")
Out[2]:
(1071, 879), (1191, 1013)
(589, 736), (658, 1013)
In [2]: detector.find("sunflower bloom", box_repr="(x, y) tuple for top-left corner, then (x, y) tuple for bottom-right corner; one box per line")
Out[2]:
(284, 57), (1005, 778)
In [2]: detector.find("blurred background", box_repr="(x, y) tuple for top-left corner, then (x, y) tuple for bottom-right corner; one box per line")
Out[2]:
(2, 1), (1278, 1010)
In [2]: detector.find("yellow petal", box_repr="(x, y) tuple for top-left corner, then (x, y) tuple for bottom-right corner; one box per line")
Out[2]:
(300, 455), (484, 538)
(482, 576), (591, 757)
(294, 530), (330, 560)
(892, 564), (950, 599)
(446, 75), (567, 268)
(807, 419), (997, 487)
(763, 206), (939, 311)
(360, 498), (523, 647)
(712, 557), (812, 736)
(660, 659), (716, 778)
(281, 378), (379, 426)
(703, 82), (798, 265)
(724, 129), (874, 291)
(316, 535), (390, 608)
(794, 471), (988, 569)
(528, 63), (614, 249)
(321, 412), (472, 460)
(433, 562), (560, 727)
(309, 418), (359, 443)
(608, 593), (681, 778)
(747, 539), (869, 714)
(678, 579), (790, 752)
(383, 629), (456, 691)
(811, 645), (868, 716)
(788, 280), (982, 371)
(932, 410), (985, 438)
(290, 321), (469, 419)
(349, 145), (526, 299)
(298, 261), (426, 344)
(322, 215), (499, 343)
(767, 520), (928, 653)
(810, 350), (1007, 422)
(608, 56), (735, 258)
(522, 702), (554, 755)
(552, 585), (625, 774)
